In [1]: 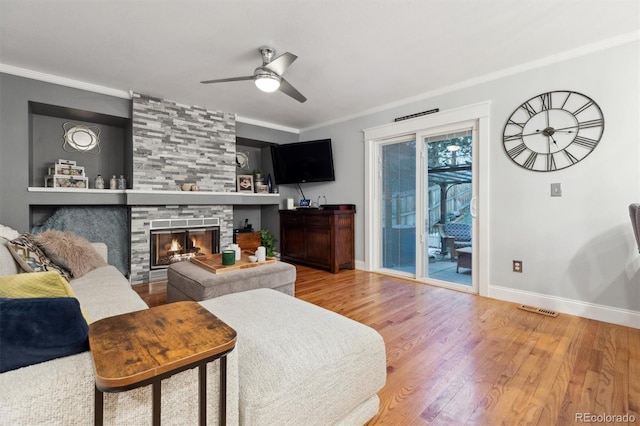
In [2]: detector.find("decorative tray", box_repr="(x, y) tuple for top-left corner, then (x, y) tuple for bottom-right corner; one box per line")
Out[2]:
(190, 251), (276, 274)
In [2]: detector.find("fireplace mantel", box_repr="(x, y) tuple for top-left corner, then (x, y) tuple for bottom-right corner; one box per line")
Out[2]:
(27, 187), (280, 206)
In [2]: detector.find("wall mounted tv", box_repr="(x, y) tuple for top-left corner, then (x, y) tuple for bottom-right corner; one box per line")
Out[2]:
(270, 139), (335, 185)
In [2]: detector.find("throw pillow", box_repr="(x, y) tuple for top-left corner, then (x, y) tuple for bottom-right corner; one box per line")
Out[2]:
(34, 230), (107, 278)
(0, 271), (76, 298)
(7, 233), (71, 280)
(0, 271), (90, 324)
(0, 297), (89, 373)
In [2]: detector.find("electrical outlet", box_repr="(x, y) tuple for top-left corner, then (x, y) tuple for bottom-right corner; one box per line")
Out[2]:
(551, 183), (562, 197)
(513, 260), (523, 273)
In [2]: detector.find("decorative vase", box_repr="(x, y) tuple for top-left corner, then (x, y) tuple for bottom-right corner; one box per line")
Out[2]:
(95, 175), (104, 189)
(266, 173), (273, 193)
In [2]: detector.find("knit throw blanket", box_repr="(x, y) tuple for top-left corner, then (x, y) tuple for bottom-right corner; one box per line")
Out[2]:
(31, 207), (129, 276)
(631, 203), (640, 253)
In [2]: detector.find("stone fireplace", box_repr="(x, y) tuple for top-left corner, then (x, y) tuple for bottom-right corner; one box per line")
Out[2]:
(130, 206), (233, 284)
(129, 93), (237, 284)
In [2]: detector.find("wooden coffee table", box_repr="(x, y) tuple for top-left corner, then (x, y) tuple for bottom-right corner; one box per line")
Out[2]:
(88, 301), (236, 426)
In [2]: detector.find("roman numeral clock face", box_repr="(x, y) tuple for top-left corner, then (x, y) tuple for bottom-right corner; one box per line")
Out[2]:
(503, 91), (604, 171)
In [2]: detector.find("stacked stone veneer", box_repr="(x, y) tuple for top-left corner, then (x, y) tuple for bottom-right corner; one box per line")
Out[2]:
(130, 93), (237, 284)
(132, 93), (236, 191)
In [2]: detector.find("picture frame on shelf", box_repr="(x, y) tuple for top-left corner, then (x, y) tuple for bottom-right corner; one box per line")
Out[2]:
(237, 175), (254, 193)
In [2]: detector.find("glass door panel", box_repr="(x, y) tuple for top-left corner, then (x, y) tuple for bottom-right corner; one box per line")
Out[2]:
(423, 130), (473, 287)
(380, 139), (416, 274)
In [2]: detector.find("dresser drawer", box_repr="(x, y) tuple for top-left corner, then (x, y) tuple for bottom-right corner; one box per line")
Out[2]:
(280, 214), (303, 226)
(304, 215), (330, 228)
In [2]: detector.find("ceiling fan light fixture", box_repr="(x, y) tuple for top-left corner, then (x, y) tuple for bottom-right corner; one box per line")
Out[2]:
(255, 74), (280, 93)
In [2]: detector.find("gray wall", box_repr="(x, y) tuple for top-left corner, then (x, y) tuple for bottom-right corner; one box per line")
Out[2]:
(299, 41), (640, 315)
(0, 73), (131, 232)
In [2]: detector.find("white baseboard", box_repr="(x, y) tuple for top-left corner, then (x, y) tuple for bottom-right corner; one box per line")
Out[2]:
(489, 285), (640, 329)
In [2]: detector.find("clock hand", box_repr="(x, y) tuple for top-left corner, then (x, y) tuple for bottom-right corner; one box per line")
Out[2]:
(545, 109), (550, 127)
(552, 124), (580, 132)
(522, 125), (577, 138)
(521, 129), (544, 137)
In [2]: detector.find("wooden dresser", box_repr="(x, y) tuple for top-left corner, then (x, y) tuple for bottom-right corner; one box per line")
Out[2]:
(279, 207), (355, 273)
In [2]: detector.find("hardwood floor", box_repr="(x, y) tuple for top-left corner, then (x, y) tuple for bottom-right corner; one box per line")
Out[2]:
(133, 265), (640, 425)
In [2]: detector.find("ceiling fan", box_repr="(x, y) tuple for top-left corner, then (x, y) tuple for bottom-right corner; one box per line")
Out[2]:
(201, 46), (307, 103)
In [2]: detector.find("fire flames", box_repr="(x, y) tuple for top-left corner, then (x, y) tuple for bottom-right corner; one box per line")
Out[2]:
(169, 239), (182, 252)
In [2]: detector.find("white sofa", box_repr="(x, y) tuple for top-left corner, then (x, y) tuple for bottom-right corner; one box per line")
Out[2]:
(0, 233), (386, 425)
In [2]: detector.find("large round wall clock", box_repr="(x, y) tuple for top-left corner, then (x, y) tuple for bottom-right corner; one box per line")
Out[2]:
(502, 90), (604, 172)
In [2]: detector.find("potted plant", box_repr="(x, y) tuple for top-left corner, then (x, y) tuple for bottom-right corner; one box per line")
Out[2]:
(259, 228), (277, 257)
(252, 169), (263, 183)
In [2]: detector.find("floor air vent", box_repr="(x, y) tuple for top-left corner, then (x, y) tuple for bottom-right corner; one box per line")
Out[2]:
(518, 304), (558, 317)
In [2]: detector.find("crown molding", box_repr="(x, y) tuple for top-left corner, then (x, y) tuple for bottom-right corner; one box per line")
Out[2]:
(0, 64), (131, 99)
(300, 30), (640, 133)
(235, 115), (300, 134)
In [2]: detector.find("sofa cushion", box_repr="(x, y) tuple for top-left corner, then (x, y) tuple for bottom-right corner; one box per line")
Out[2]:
(444, 222), (471, 241)
(69, 265), (149, 322)
(0, 297), (89, 373)
(34, 230), (107, 278)
(6, 233), (71, 280)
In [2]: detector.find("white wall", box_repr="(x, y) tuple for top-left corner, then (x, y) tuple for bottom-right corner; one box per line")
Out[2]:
(301, 39), (640, 327)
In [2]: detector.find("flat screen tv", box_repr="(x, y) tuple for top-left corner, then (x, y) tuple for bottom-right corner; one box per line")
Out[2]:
(271, 139), (335, 185)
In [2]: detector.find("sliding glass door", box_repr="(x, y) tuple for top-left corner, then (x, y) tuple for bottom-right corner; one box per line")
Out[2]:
(376, 126), (477, 292)
(364, 102), (488, 296)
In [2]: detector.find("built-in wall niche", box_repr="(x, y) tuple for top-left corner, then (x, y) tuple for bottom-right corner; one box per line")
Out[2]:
(29, 101), (132, 188)
(236, 137), (276, 180)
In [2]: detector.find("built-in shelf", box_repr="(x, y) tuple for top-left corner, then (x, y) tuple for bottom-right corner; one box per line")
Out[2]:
(125, 190), (280, 206)
(27, 187), (126, 205)
(27, 187), (281, 206)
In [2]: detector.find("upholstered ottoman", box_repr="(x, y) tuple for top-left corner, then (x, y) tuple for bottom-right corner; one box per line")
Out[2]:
(201, 289), (387, 425)
(166, 260), (296, 302)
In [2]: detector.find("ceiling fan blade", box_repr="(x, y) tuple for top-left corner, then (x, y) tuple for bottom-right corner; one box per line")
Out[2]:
(264, 52), (297, 76)
(200, 76), (253, 84)
(279, 78), (307, 103)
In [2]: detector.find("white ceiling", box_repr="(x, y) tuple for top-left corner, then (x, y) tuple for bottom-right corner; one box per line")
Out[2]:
(1, 0), (638, 131)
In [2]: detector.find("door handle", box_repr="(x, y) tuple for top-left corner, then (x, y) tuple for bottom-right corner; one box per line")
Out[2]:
(470, 197), (477, 218)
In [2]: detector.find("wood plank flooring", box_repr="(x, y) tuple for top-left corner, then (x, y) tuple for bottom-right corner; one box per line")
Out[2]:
(134, 264), (640, 425)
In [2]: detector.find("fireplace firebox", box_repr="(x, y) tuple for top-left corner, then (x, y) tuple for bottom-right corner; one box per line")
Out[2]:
(149, 218), (220, 270)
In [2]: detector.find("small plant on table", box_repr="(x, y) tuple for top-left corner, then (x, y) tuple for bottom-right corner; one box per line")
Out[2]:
(259, 229), (276, 257)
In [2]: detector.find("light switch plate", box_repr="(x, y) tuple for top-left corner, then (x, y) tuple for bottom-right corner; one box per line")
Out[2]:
(551, 183), (562, 197)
